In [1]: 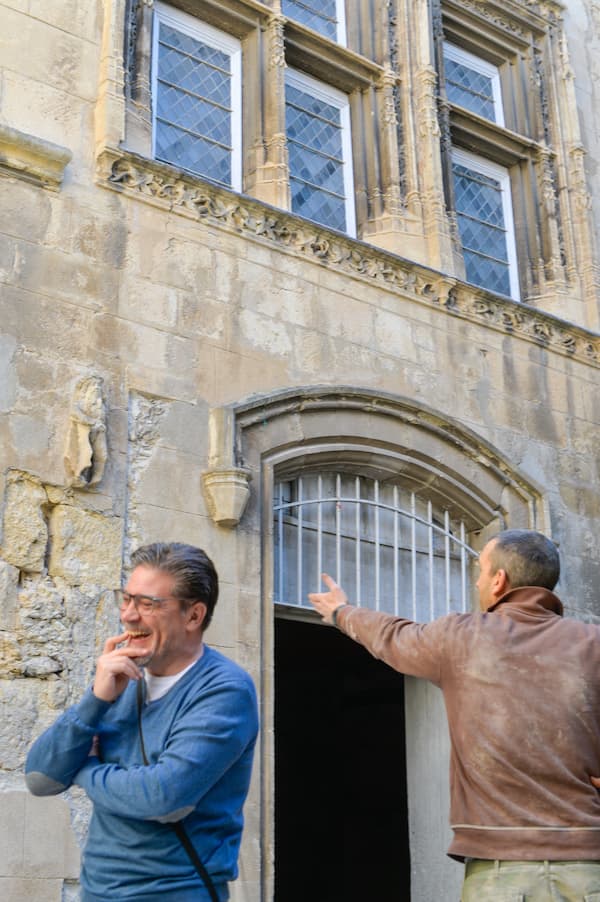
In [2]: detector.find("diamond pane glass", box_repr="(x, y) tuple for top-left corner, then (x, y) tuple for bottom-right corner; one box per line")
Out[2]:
(453, 161), (511, 296)
(290, 177), (346, 231)
(286, 80), (347, 231)
(160, 25), (230, 72)
(156, 21), (232, 186)
(156, 121), (231, 186)
(282, 0), (338, 41)
(444, 56), (496, 121)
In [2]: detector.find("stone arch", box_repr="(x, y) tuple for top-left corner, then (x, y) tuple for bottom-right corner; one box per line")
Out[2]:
(204, 385), (549, 537)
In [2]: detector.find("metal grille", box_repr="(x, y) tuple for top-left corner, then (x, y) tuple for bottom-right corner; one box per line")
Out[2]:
(273, 473), (478, 621)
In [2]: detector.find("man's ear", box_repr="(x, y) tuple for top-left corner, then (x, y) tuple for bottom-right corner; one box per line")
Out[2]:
(492, 568), (509, 598)
(186, 601), (207, 631)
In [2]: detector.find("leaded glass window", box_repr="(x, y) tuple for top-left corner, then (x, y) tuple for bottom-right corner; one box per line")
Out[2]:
(452, 149), (519, 300)
(444, 43), (504, 126)
(282, 0), (346, 44)
(285, 69), (355, 235)
(273, 473), (477, 621)
(152, 3), (241, 190)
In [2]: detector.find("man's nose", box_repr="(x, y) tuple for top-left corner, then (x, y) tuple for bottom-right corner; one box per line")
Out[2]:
(121, 597), (140, 618)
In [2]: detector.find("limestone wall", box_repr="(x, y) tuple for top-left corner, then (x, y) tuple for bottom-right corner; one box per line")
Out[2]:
(564, 0), (600, 268)
(1, 1), (600, 901)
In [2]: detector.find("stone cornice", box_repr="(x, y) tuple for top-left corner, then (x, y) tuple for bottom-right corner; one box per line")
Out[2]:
(444, 0), (564, 41)
(0, 124), (72, 191)
(97, 147), (600, 369)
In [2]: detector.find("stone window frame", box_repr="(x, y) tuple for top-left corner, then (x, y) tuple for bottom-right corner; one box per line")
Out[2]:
(452, 147), (521, 301)
(121, 0), (391, 239)
(285, 66), (357, 236)
(443, 41), (505, 127)
(151, 1), (244, 191)
(435, 0), (576, 304)
(282, 0), (347, 45)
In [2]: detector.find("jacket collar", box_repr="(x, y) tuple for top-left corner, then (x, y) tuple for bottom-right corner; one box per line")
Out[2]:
(487, 585), (563, 617)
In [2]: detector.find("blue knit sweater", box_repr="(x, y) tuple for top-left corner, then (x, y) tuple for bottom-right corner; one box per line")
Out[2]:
(25, 646), (258, 901)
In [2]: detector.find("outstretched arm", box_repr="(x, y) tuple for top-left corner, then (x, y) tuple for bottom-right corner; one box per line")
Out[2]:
(308, 574), (445, 685)
(308, 573), (350, 624)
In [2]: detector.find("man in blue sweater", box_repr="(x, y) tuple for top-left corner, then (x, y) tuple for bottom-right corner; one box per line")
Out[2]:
(25, 543), (259, 902)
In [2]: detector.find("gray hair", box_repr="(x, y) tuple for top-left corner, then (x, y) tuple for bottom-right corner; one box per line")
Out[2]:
(130, 543), (219, 629)
(489, 529), (560, 591)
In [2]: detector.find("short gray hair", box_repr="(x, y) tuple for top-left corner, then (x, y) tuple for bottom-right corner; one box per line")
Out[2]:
(130, 543), (219, 629)
(489, 529), (559, 591)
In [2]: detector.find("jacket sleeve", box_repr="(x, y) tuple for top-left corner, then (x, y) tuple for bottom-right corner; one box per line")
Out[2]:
(72, 679), (258, 823)
(25, 688), (112, 796)
(336, 606), (450, 686)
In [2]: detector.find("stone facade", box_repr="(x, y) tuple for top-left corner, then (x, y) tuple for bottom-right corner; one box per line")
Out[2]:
(1, 1), (599, 900)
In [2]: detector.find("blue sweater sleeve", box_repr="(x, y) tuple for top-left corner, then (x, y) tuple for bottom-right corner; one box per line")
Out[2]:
(73, 679), (258, 822)
(25, 688), (112, 796)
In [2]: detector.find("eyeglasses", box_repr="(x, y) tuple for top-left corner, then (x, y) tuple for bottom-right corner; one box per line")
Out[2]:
(115, 589), (179, 615)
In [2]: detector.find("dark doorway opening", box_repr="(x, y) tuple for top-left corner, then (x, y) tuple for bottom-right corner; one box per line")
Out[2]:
(275, 617), (411, 902)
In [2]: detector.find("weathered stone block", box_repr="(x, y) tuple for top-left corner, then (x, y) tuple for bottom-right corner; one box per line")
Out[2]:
(0, 878), (63, 902)
(0, 791), (79, 880)
(0, 680), (42, 767)
(0, 334), (17, 413)
(0, 559), (19, 629)
(0, 634), (22, 677)
(0, 472), (47, 572)
(47, 505), (122, 587)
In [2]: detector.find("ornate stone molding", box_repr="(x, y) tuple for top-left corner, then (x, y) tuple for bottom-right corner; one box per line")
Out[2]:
(0, 124), (71, 191)
(267, 13), (286, 69)
(98, 148), (600, 368)
(448, 0), (562, 37)
(230, 385), (550, 533)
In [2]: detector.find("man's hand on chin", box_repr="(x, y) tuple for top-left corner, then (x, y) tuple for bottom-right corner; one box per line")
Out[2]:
(92, 634), (148, 702)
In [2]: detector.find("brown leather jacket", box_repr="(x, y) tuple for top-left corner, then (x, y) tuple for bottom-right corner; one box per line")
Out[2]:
(336, 586), (600, 860)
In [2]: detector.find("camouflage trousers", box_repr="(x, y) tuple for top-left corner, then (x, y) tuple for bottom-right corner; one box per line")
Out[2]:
(461, 859), (600, 902)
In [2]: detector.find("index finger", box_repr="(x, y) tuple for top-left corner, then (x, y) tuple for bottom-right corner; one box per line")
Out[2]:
(321, 573), (338, 590)
(102, 633), (131, 654)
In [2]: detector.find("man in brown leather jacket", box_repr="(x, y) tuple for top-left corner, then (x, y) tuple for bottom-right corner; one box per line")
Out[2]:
(309, 530), (600, 902)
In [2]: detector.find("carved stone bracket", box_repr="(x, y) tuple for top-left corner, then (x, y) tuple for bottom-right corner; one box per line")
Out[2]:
(97, 147), (600, 368)
(0, 124), (72, 191)
(201, 407), (251, 528)
(202, 468), (252, 529)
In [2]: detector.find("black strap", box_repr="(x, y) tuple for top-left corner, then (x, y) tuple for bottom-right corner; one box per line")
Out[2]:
(136, 679), (220, 902)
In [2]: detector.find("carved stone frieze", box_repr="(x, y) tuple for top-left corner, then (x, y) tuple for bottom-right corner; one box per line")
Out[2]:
(98, 148), (600, 368)
(448, 0), (562, 37)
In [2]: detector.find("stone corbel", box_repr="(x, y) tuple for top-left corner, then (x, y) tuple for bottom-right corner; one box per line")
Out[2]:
(201, 408), (251, 528)
(0, 124), (72, 191)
